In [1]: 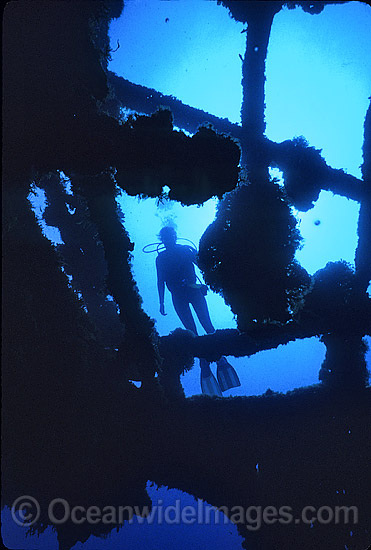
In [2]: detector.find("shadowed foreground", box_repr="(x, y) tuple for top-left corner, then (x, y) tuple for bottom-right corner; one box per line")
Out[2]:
(2, 1), (370, 549)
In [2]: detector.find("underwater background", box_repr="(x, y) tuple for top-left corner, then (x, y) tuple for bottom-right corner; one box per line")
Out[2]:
(2, 1), (371, 549)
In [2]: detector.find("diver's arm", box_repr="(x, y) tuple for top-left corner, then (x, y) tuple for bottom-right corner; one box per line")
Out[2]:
(156, 257), (167, 316)
(190, 246), (198, 266)
(158, 281), (166, 315)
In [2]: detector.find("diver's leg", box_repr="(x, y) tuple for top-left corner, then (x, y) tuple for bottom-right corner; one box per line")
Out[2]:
(189, 289), (239, 391)
(173, 290), (222, 396)
(172, 291), (198, 334)
(190, 289), (215, 334)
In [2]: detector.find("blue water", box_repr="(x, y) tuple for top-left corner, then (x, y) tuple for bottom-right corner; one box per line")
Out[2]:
(5, 1), (371, 549)
(2, 483), (244, 550)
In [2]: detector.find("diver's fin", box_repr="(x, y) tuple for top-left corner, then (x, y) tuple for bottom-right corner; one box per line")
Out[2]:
(216, 356), (241, 392)
(201, 372), (223, 397)
(200, 359), (222, 397)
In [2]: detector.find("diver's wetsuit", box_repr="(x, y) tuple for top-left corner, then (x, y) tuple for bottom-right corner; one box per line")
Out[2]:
(156, 244), (214, 335)
(156, 241), (240, 393)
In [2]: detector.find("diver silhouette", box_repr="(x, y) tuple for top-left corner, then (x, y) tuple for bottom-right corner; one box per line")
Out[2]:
(155, 226), (240, 396)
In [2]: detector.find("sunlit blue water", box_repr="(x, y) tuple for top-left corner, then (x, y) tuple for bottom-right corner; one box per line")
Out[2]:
(6, 1), (371, 549)
(265, 2), (371, 177)
(108, 0), (245, 123)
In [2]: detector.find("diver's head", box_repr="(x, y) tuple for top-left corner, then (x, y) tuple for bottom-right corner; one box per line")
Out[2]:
(159, 226), (177, 248)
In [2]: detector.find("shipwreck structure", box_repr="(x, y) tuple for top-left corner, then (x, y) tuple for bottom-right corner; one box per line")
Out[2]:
(3, 1), (370, 549)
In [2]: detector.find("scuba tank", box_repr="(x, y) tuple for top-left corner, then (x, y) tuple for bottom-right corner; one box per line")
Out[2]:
(143, 237), (208, 295)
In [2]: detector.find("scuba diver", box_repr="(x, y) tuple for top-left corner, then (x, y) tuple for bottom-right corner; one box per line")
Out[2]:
(154, 225), (240, 397)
